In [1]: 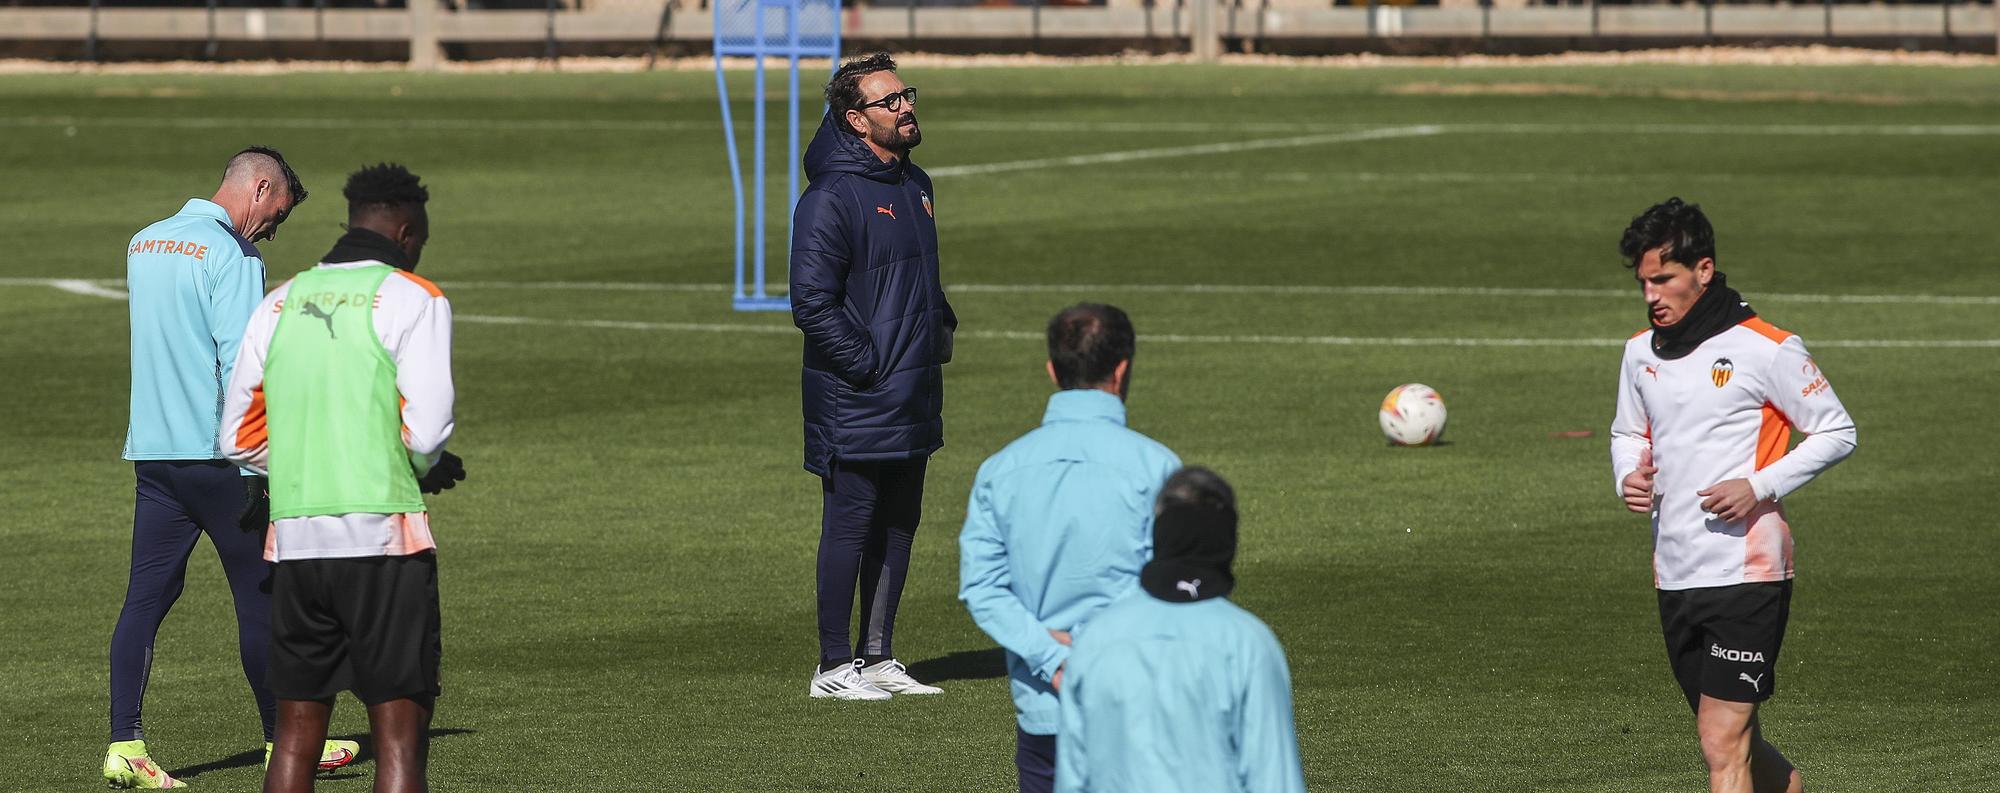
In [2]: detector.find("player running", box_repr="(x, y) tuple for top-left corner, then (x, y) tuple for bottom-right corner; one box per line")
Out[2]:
(108, 146), (358, 789)
(221, 163), (463, 793)
(1610, 198), (1856, 793)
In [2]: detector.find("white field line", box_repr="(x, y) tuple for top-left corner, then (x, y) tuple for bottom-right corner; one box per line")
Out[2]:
(1091, 170), (1630, 184)
(925, 121), (1994, 177)
(13, 277), (1999, 306)
(12, 281), (1988, 349)
(943, 282), (2000, 307)
(439, 280), (724, 293)
(0, 116), (1382, 135)
(1079, 170), (1999, 185)
(48, 279), (129, 300)
(459, 314), (800, 336)
(1452, 122), (2000, 137)
(458, 313), (2000, 350)
(6, 116), (2000, 137)
(927, 125), (1443, 177)
(0, 116), (718, 133)
(439, 280), (2000, 307)
(966, 122), (2000, 137)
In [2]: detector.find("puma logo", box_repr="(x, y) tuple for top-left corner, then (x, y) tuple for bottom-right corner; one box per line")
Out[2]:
(876, 204), (897, 220)
(1176, 579), (1202, 599)
(1642, 365), (1658, 381)
(1739, 672), (1764, 693)
(302, 301), (338, 339)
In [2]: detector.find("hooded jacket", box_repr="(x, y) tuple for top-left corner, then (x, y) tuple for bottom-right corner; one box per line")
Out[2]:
(1054, 592), (1305, 793)
(789, 110), (955, 476)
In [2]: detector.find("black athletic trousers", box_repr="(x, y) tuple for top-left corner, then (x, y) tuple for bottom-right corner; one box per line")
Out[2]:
(110, 460), (276, 742)
(815, 457), (927, 666)
(1016, 728), (1057, 793)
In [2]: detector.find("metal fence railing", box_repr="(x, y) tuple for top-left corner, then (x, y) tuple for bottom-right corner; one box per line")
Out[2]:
(1, 0), (1994, 65)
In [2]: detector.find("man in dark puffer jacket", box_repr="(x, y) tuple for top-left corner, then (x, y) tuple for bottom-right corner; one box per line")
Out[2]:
(792, 52), (956, 701)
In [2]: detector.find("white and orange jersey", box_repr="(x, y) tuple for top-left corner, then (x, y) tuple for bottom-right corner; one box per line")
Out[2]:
(1610, 318), (1857, 591)
(220, 260), (455, 562)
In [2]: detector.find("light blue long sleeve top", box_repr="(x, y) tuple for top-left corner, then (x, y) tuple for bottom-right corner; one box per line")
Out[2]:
(124, 198), (266, 461)
(958, 388), (1180, 735)
(1055, 592), (1306, 793)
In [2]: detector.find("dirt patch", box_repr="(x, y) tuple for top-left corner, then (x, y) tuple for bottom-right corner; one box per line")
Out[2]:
(1244, 44), (1995, 69)
(90, 85), (206, 98)
(1389, 81), (1609, 97)
(0, 45), (1991, 75)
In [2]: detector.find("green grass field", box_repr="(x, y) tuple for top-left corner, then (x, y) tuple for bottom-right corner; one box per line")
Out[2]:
(2, 61), (1997, 791)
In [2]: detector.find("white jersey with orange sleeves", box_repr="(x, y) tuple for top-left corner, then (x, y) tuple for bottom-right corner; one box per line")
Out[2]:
(220, 260), (456, 563)
(1610, 317), (1856, 591)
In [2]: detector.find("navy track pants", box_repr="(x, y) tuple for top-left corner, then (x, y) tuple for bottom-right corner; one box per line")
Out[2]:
(815, 457), (927, 665)
(1016, 728), (1057, 793)
(109, 460), (276, 742)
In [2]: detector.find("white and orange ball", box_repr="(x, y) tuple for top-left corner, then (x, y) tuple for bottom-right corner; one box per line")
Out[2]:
(1378, 383), (1448, 447)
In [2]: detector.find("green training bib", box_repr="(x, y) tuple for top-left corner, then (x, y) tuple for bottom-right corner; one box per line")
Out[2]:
(264, 264), (425, 519)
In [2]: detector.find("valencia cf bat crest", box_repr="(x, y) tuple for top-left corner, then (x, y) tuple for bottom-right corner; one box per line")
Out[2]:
(1711, 358), (1735, 388)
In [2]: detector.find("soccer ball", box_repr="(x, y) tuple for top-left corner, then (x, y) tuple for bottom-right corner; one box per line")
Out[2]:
(1379, 384), (1447, 447)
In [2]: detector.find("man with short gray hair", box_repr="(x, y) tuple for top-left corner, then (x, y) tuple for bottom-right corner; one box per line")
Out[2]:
(106, 147), (355, 788)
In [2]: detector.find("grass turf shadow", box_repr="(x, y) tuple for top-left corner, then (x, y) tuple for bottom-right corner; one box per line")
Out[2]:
(174, 727), (476, 780)
(905, 647), (1008, 684)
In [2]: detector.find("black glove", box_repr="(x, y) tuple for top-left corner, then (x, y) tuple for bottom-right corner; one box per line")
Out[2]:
(237, 475), (270, 532)
(418, 451), (466, 495)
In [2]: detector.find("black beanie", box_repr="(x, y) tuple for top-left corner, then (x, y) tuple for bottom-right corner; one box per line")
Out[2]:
(1140, 498), (1237, 602)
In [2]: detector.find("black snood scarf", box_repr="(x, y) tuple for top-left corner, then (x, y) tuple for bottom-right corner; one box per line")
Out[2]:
(321, 227), (411, 271)
(1650, 271), (1756, 361)
(1140, 501), (1238, 602)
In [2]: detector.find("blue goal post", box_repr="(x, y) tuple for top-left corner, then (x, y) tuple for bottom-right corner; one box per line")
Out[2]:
(714, 0), (842, 312)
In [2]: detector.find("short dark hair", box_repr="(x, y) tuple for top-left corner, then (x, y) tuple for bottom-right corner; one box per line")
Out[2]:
(1046, 303), (1135, 390)
(1620, 197), (1715, 270)
(824, 52), (898, 137)
(233, 145), (307, 205)
(1158, 466), (1235, 517)
(343, 163), (429, 219)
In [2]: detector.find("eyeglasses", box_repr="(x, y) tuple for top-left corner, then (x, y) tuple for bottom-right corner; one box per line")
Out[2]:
(857, 87), (918, 113)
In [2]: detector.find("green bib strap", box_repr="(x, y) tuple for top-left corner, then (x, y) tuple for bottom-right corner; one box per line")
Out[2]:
(265, 265), (426, 519)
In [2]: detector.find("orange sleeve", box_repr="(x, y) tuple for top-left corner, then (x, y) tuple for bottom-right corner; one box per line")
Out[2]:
(235, 384), (268, 451)
(1739, 317), (1793, 345)
(394, 270), (445, 298)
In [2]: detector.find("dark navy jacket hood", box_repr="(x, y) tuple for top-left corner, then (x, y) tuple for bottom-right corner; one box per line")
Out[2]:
(789, 110), (955, 476)
(804, 111), (910, 184)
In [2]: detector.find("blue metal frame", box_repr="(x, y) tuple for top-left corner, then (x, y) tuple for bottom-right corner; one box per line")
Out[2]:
(715, 0), (841, 312)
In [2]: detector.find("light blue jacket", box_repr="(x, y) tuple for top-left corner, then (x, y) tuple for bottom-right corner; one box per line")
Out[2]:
(1055, 592), (1306, 793)
(124, 198), (265, 461)
(958, 388), (1180, 735)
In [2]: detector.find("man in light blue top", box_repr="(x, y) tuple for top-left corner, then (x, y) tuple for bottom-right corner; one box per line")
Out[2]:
(959, 303), (1181, 793)
(105, 147), (318, 789)
(1055, 467), (1305, 793)
(123, 148), (299, 464)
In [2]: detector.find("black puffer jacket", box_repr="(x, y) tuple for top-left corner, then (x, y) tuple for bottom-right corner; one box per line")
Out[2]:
(789, 111), (955, 476)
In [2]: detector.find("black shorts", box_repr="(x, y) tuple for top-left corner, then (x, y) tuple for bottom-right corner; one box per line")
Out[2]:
(269, 552), (441, 706)
(1657, 581), (1791, 712)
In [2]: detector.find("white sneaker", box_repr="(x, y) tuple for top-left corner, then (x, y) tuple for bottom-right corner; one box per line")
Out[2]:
(809, 662), (892, 701)
(859, 659), (943, 695)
